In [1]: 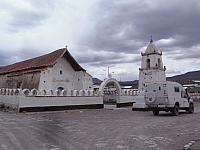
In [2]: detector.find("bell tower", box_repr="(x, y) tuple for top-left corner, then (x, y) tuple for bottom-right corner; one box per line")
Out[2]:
(138, 37), (166, 91)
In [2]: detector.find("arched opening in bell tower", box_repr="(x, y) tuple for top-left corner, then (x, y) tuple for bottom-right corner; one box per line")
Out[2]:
(158, 58), (161, 68)
(146, 59), (150, 69)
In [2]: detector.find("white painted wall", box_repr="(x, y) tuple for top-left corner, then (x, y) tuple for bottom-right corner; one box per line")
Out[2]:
(117, 95), (135, 104)
(0, 95), (103, 111)
(0, 95), (20, 110)
(132, 93), (148, 108)
(19, 96), (103, 108)
(139, 69), (166, 90)
(38, 57), (93, 91)
(76, 71), (93, 90)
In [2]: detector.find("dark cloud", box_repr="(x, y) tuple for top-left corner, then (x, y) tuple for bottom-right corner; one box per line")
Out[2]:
(81, 0), (200, 56)
(1, 0), (200, 80)
(0, 51), (13, 66)
(174, 52), (200, 60)
(77, 52), (123, 64)
(75, 50), (140, 67)
(17, 48), (47, 60)
(0, 48), (46, 66)
(5, 0), (56, 32)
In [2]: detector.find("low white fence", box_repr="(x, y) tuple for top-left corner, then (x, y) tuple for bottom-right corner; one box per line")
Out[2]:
(0, 88), (103, 112)
(0, 88), (101, 97)
(103, 89), (139, 96)
(121, 89), (139, 96)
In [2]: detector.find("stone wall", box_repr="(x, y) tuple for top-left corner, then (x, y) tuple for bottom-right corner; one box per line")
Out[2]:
(0, 71), (41, 90)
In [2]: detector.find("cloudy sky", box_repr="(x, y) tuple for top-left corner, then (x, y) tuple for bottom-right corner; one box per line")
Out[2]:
(0, 0), (200, 81)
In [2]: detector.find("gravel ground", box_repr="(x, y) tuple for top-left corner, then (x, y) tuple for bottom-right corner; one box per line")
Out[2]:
(0, 103), (200, 150)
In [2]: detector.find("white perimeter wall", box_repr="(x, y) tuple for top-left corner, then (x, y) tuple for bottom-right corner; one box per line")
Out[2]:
(117, 95), (136, 104)
(19, 96), (103, 108)
(0, 95), (103, 111)
(0, 95), (20, 109)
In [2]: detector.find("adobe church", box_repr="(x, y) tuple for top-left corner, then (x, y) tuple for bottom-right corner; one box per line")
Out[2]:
(0, 48), (93, 91)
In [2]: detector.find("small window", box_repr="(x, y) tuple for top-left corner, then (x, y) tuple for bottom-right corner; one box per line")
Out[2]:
(44, 81), (46, 83)
(60, 70), (62, 75)
(158, 58), (161, 68)
(159, 86), (161, 91)
(174, 87), (180, 92)
(146, 59), (150, 69)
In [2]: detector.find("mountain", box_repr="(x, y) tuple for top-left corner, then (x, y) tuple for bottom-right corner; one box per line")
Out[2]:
(92, 78), (103, 85)
(92, 78), (138, 88)
(167, 70), (200, 85)
(92, 70), (200, 88)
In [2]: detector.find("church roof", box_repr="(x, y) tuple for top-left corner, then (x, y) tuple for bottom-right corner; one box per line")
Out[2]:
(0, 48), (85, 75)
(145, 39), (160, 54)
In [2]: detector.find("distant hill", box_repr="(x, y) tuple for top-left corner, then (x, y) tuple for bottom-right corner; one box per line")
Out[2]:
(92, 70), (200, 87)
(92, 78), (138, 88)
(92, 78), (102, 85)
(167, 70), (200, 85)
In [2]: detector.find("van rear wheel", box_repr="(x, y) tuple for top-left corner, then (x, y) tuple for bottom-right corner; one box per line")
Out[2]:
(153, 109), (159, 116)
(172, 105), (179, 116)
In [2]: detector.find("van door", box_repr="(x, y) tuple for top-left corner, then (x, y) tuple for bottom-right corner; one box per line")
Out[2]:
(181, 91), (189, 107)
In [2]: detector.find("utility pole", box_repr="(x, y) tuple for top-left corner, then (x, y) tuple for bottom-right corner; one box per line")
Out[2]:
(108, 66), (110, 78)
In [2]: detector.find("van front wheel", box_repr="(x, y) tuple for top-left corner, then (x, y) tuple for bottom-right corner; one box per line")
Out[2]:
(172, 105), (179, 116)
(153, 109), (159, 116)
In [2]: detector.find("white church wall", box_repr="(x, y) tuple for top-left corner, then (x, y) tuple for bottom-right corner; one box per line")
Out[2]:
(38, 57), (93, 91)
(38, 68), (53, 90)
(76, 71), (93, 90)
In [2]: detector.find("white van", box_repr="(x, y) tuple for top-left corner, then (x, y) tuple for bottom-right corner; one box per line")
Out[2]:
(145, 81), (194, 116)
